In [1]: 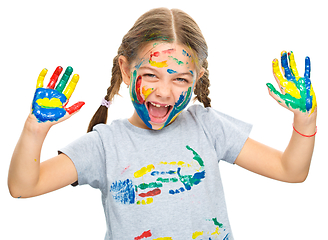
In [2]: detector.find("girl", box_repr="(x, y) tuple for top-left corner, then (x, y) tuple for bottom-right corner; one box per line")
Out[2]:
(8, 7), (317, 240)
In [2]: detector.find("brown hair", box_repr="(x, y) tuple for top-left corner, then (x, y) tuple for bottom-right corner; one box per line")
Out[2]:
(87, 8), (210, 132)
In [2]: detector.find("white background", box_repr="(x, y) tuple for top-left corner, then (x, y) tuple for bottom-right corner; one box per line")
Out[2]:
(1, 0), (327, 239)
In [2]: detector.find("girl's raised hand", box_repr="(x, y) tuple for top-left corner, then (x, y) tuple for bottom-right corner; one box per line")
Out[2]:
(31, 66), (85, 126)
(266, 51), (317, 116)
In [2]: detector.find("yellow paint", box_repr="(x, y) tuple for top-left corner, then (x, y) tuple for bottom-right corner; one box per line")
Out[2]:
(36, 98), (63, 108)
(272, 59), (301, 99)
(159, 161), (192, 168)
(192, 231), (204, 239)
(211, 227), (220, 236)
(134, 164), (155, 178)
(140, 197), (153, 205)
(34, 159), (37, 162)
(142, 86), (153, 100)
(63, 74), (79, 99)
(36, 68), (48, 88)
(310, 85), (317, 114)
(149, 60), (168, 68)
(288, 52), (300, 80)
(153, 237), (173, 240)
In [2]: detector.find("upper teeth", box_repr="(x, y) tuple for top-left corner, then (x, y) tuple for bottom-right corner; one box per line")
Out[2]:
(150, 102), (169, 108)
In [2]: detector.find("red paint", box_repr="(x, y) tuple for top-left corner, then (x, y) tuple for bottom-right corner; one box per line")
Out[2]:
(47, 66), (63, 89)
(121, 165), (131, 174)
(149, 51), (160, 61)
(136, 75), (144, 104)
(162, 48), (175, 54)
(65, 101), (85, 114)
(134, 230), (152, 240)
(139, 188), (161, 198)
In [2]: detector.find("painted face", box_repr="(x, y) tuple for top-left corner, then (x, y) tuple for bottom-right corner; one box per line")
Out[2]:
(129, 43), (197, 130)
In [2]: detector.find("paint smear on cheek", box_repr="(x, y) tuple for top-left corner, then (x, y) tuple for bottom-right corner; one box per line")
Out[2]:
(142, 86), (154, 101)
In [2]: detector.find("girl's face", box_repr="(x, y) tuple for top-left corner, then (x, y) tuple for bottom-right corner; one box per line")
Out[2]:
(121, 42), (202, 130)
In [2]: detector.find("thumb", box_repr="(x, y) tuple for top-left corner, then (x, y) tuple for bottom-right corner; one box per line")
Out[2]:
(64, 101), (85, 115)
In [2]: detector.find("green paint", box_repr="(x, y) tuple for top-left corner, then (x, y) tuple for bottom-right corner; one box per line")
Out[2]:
(55, 66), (73, 93)
(137, 182), (163, 190)
(212, 218), (224, 228)
(169, 56), (184, 65)
(186, 145), (204, 167)
(266, 83), (307, 112)
(156, 177), (178, 183)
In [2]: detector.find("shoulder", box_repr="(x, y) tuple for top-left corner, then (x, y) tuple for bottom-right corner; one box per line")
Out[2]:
(183, 104), (252, 133)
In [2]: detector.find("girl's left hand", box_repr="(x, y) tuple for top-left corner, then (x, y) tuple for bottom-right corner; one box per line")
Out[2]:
(266, 51), (317, 117)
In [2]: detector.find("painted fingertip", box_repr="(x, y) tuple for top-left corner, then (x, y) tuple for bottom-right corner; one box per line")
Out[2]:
(71, 74), (80, 83)
(66, 101), (85, 115)
(281, 50), (287, 56)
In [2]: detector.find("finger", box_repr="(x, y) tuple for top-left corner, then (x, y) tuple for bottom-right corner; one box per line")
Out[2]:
(272, 58), (286, 94)
(36, 68), (48, 88)
(280, 51), (295, 81)
(65, 101), (85, 115)
(288, 51), (300, 80)
(63, 74), (80, 100)
(55, 66), (74, 93)
(47, 66), (63, 89)
(266, 83), (285, 104)
(304, 56), (311, 78)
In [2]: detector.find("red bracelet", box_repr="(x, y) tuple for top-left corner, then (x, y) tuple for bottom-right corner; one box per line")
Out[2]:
(292, 124), (317, 137)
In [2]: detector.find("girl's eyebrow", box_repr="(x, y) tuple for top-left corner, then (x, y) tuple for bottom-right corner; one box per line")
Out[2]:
(139, 66), (194, 77)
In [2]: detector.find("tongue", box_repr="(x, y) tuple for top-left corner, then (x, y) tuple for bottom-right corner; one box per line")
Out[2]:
(148, 104), (169, 118)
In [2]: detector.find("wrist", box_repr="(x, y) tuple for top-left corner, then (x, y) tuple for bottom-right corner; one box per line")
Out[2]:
(293, 111), (317, 136)
(25, 113), (51, 137)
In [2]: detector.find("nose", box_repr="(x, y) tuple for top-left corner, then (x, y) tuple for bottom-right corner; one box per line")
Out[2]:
(155, 81), (172, 99)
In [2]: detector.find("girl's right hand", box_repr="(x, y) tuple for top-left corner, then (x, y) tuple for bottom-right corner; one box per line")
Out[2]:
(30, 66), (85, 128)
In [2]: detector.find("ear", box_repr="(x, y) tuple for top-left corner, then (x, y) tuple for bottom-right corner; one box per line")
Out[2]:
(197, 67), (205, 81)
(118, 56), (131, 86)
(193, 67), (205, 90)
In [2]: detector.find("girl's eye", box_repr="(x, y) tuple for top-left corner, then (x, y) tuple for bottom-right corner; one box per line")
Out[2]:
(143, 73), (157, 78)
(175, 78), (188, 83)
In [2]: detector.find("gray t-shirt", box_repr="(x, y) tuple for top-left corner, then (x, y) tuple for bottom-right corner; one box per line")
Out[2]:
(60, 104), (252, 240)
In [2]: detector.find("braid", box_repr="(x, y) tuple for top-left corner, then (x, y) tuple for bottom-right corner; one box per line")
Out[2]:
(194, 59), (211, 108)
(87, 54), (123, 132)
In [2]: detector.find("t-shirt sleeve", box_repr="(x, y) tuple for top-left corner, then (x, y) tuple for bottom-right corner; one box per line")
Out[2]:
(58, 130), (107, 190)
(191, 105), (252, 164)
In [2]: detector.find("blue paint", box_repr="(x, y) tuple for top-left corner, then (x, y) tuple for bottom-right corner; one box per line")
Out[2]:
(169, 187), (185, 195)
(130, 70), (153, 129)
(189, 70), (194, 76)
(281, 52), (296, 83)
(110, 179), (135, 204)
(177, 167), (205, 191)
(163, 86), (193, 127)
(182, 49), (191, 58)
(135, 59), (145, 70)
(304, 56), (311, 78)
(223, 233), (230, 240)
(151, 170), (176, 176)
(304, 77), (312, 111)
(32, 88), (67, 122)
(167, 69), (177, 74)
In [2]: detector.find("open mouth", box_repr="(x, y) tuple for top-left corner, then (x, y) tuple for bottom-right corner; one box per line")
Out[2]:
(146, 101), (173, 124)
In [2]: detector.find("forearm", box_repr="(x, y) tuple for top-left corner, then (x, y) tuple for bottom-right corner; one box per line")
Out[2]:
(8, 115), (51, 197)
(281, 113), (317, 182)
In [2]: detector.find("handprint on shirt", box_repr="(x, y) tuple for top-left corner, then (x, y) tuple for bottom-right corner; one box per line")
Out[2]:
(266, 51), (317, 115)
(110, 145), (206, 205)
(32, 66), (84, 122)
